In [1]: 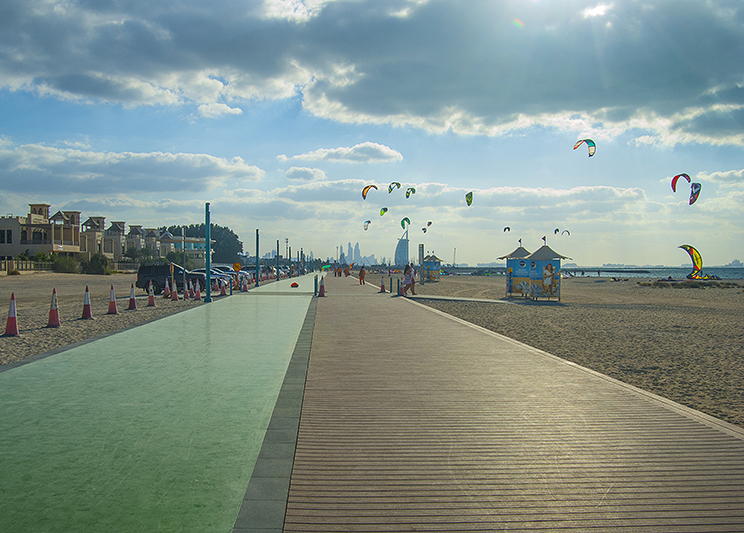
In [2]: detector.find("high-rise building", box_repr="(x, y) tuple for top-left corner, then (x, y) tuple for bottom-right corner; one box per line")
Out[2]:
(394, 230), (409, 266)
(354, 242), (361, 263)
(347, 242), (353, 263)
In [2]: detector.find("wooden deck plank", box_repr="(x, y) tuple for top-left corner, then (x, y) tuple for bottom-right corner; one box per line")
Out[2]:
(283, 275), (744, 532)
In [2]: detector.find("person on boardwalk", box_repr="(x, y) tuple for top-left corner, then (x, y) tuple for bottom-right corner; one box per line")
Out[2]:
(403, 264), (416, 296)
(409, 262), (417, 295)
(359, 266), (366, 285)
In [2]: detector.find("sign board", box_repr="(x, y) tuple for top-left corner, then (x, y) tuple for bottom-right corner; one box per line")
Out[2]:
(506, 258), (531, 296)
(233, 262), (242, 272)
(529, 259), (561, 299)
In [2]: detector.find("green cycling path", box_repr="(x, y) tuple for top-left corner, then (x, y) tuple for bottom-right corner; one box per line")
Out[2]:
(0, 275), (317, 533)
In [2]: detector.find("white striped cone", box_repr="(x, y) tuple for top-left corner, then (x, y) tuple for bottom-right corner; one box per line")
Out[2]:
(81, 286), (94, 319)
(47, 288), (61, 327)
(4, 292), (19, 335)
(194, 281), (202, 301)
(147, 281), (156, 307)
(127, 283), (137, 310)
(220, 280), (227, 296)
(241, 279), (248, 292)
(183, 280), (190, 301)
(379, 276), (386, 293)
(318, 276), (325, 297)
(171, 278), (179, 301)
(189, 280), (195, 299)
(107, 284), (118, 314)
(163, 280), (171, 298)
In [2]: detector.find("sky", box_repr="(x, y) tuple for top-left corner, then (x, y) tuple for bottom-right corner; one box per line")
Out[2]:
(1, 0), (743, 267)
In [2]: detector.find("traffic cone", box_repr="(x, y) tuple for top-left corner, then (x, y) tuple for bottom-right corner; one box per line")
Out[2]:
(220, 280), (227, 296)
(189, 280), (195, 299)
(4, 293), (19, 336)
(399, 278), (405, 296)
(194, 282), (202, 301)
(183, 280), (190, 301)
(163, 281), (171, 299)
(379, 276), (386, 293)
(147, 281), (156, 307)
(107, 284), (118, 314)
(81, 286), (94, 319)
(127, 283), (137, 310)
(241, 278), (248, 292)
(171, 278), (179, 301)
(47, 288), (61, 327)
(318, 276), (325, 297)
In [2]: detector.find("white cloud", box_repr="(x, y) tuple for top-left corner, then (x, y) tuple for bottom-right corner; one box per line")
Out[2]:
(279, 142), (403, 163)
(697, 169), (744, 187)
(285, 166), (327, 181)
(197, 103), (243, 118)
(583, 3), (613, 18)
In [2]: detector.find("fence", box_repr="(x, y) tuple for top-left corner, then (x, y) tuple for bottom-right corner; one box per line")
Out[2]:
(1, 260), (139, 272)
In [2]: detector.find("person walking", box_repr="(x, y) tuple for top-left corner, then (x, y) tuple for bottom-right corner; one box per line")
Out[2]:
(403, 264), (415, 296)
(359, 266), (366, 284)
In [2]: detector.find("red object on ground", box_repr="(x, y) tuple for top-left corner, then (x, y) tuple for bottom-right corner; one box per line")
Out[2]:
(81, 286), (94, 319)
(47, 288), (61, 327)
(5, 292), (20, 335)
(107, 284), (118, 314)
(128, 283), (137, 310)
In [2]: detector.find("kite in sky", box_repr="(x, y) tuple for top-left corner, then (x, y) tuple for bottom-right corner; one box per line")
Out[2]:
(561, 230), (570, 236)
(388, 182), (401, 193)
(362, 184), (377, 199)
(380, 207), (388, 216)
(503, 227), (510, 232)
(554, 228), (560, 234)
(363, 220), (371, 231)
(465, 191), (473, 206)
(426, 221), (432, 227)
(406, 187), (416, 198)
(422, 228), (427, 233)
(671, 173), (691, 192)
(678, 244), (711, 279)
(401, 217), (410, 229)
(689, 182), (702, 205)
(573, 139), (596, 157)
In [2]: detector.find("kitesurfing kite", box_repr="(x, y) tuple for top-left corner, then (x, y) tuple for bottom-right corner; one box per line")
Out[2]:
(689, 182), (702, 205)
(503, 227), (510, 232)
(422, 228), (427, 233)
(554, 228), (560, 234)
(406, 187), (416, 198)
(679, 244), (707, 279)
(401, 217), (410, 229)
(380, 207), (388, 216)
(561, 229), (570, 236)
(574, 139), (596, 157)
(671, 173), (691, 192)
(362, 185), (377, 199)
(363, 220), (371, 231)
(426, 221), (432, 227)
(465, 191), (473, 206)
(388, 182), (401, 193)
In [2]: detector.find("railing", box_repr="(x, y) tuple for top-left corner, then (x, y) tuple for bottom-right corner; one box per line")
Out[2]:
(1, 260), (55, 272)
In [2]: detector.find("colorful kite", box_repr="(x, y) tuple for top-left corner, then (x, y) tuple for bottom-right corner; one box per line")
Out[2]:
(422, 228), (427, 233)
(465, 191), (473, 206)
(503, 226), (510, 232)
(554, 228), (560, 235)
(573, 139), (596, 157)
(380, 207), (388, 216)
(561, 229), (570, 236)
(406, 187), (416, 198)
(363, 220), (371, 231)
(401, 217), (410, 229)
(362, 185), (377, 199)
(427, 221), (432, 227)
(388, 182), (401, 193)
(689, 182), (702, 205)
(679, 244), (704, 279)
(671, 173), (691, 192)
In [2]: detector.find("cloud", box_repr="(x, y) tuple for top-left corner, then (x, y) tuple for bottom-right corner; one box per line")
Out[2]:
(697, 168), (744, 187)
(285, 166), (327, 181)
(279, 142), (403, 163)
(197, 103), (243, 118)
(0, 141), (264, 194)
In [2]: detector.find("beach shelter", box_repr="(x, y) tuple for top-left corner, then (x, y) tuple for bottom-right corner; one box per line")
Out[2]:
(498, 245), (532, 298)
(525, 245), (571, 301)
(422, 254), (443, 282)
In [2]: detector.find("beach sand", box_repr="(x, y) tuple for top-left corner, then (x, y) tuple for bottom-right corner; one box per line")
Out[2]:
(408, 274), (744, 427)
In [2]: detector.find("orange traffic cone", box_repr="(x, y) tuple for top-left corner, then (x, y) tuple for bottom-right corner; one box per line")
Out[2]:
(47, 288), (61, 327)
(171, 278), (179, 301)
(163, 280), (171, 299)
(379, 276), (386, 293)
(4, 293), (19, 336)
(398, 278), (405, 296)
(147, 281), (156, 307)
(183, 280), (190, 301)
(241, 279), (248, 292)
(318, 276), (325, 297)
(127, 283), (137, 310)
(220, 280), (227, 296)
(107, 284), (118, 314)
(81, 286), (94, 319)
(189, 280), (195, 299)
(194, 282), (202, 301)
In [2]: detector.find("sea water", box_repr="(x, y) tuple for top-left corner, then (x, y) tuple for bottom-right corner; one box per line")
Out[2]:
(564, 267), (744, 280)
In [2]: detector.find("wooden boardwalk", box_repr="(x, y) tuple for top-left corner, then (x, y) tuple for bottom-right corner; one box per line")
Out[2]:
(282, 275), (744, 532)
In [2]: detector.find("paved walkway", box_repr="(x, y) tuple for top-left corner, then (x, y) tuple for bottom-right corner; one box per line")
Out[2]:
(0, 275), (316, 533)
(273, 275), (744, 532)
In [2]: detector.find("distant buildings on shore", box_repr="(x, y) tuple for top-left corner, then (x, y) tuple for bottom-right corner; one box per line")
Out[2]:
(0, 203), (210, 266)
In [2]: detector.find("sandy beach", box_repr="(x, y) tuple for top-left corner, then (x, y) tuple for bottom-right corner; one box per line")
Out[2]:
(3, 271), (743, 428)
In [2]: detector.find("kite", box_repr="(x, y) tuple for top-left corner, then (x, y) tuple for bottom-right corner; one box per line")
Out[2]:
(422, 228), (427, 233)
(401, 217), (410, 229)
(679, 244), (705, 279)
(363, 220), (371, 231)
(380, 207), (388, 216)
(465, 191), (473, 206)
(388, 182), (401, 193)
(561, 229), (570, 236)
(406, 187), (416, 198)
(671, 173), (691, 192)
(503, 227), (510, 232)
(689, 182), (702, 205)
(573, 139), (596, 157)
(427, 221), (432, 227)
(362, 185), (377, 199)
(554, 228), (560, 235)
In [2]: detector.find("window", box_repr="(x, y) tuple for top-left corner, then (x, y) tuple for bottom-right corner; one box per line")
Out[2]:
(0, 230), (5, 244)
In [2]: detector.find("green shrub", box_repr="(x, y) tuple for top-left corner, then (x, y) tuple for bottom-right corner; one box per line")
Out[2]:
(52, 255), (79, 274)
(80, 253), (110, 275)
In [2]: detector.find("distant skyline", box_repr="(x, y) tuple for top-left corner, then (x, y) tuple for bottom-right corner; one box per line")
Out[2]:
(0, 0), (742, 266)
